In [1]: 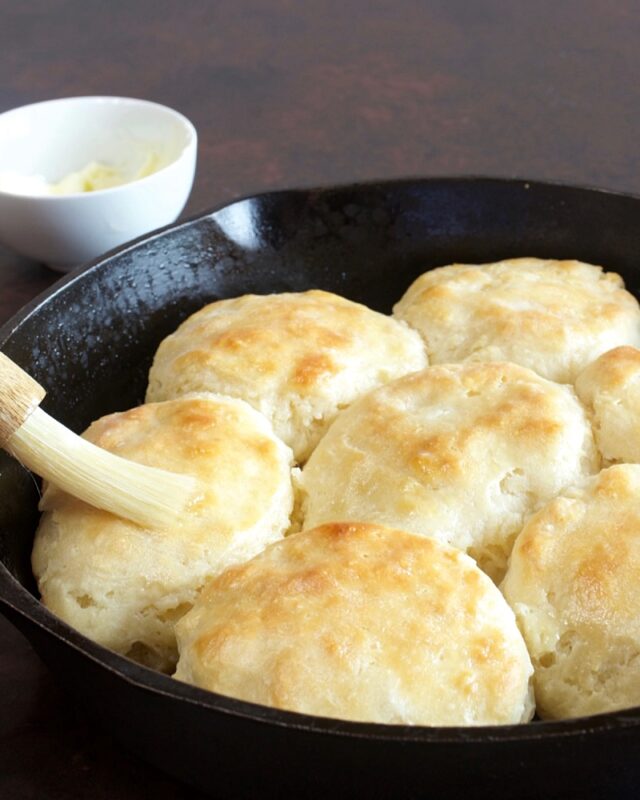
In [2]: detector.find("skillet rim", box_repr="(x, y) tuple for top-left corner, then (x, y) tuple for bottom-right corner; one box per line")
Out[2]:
(2, 174), (640, 745)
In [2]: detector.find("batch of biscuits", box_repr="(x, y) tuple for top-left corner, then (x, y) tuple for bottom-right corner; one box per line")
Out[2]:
(31, 257), (640, 726)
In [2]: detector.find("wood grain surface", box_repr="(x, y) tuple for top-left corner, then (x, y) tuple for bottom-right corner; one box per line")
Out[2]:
(1, 1), (640, 797)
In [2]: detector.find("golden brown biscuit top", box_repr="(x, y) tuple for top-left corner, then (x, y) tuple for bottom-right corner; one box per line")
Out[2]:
(39, 394), (291, 541)
(148, 289), (424, 397)
(504, 465), (640, 631)
(146, 290), (427, 462)
(575, 346), (640, 464)
(393, 258), (640, 382)
(175, 522), (533, 725)
(165, 291), (348, 394)
(501, 465), (640, 719)
(300, 361), (598, 581)
(576, 345), (640, 391)
(31, 393), (295, 670)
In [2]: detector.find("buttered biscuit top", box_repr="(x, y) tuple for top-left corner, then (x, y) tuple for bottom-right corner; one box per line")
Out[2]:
(393, 258), (640, 383)
(575, 346), (640, 464)
(502, 464), (640, 719)
(174, 522), (534, 726)
(300, 361), (599, 581)
(146, 290), (427, 463)
(31, 394), (294, 671)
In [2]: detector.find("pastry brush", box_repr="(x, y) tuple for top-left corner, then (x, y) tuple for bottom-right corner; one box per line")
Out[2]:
(0, 352), (200, 528)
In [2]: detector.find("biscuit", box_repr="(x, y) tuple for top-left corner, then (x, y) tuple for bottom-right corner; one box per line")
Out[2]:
(300, 362), (599, 582)
(31, 394), (294, 671)
(393, 258), (640, 383)
(575, 346), (640, 464)
(146, 290), (427, 463)
(502, 464), (640, 719)
(174, 522), (534, 726)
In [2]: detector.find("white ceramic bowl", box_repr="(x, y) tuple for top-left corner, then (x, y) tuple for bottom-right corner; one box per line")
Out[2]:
(0, 96), (197, 271)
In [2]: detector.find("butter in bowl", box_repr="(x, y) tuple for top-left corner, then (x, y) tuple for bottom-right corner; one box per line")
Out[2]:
(0, 95), (197, 271)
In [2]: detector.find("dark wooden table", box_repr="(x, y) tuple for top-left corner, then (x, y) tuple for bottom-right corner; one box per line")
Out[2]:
(1, 1), (640, 796)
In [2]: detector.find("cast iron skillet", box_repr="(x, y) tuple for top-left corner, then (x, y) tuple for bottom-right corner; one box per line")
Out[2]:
(2, 178), (640, 800)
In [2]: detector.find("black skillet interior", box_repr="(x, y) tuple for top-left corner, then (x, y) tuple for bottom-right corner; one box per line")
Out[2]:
(2, 177), (640, 799)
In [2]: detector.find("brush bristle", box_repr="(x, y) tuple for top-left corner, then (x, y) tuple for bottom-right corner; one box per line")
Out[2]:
(8, 407), (200, 529)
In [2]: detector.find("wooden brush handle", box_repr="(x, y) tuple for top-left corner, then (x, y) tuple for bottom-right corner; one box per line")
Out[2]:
(0, 352), (46, 446)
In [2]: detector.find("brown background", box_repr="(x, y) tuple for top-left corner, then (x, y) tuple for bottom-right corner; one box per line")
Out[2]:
(1, 1), (639, 797)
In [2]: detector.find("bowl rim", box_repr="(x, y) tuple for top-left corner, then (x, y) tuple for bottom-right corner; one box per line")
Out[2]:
(0, 94), (197, 201)
(3, 174), (640, 744)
